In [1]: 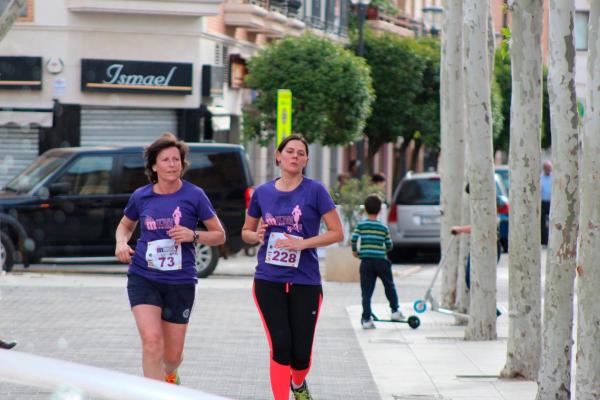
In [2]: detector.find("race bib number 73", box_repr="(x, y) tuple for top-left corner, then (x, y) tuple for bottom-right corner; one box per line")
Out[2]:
(146, 239), (182, 271)
(265, 232), (302, 268)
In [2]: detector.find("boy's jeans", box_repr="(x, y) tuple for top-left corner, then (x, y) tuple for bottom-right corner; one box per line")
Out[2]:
(359, 258), (399, 321)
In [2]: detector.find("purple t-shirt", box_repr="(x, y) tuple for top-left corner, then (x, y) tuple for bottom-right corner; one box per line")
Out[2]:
(124, 180), (216, 284)
(247, 177), (336, 285)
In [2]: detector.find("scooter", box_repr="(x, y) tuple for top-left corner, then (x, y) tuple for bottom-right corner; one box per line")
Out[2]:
(412, 235), (469, 320)
(371, 313), (421, 329)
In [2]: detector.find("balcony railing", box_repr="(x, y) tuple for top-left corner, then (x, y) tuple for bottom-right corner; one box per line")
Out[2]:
(68, 0), (224, 17)
(366, 7), (417, 37)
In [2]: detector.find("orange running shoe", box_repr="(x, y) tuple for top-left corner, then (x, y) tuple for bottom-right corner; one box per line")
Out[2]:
(165, 369), (181, 385)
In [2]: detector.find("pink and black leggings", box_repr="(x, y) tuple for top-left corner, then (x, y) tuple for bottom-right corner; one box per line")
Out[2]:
(252, 278), (323, 400)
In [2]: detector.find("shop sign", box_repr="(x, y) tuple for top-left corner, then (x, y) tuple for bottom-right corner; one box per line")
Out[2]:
(81, 59), (192, 95)
(0, 56), (42, 90)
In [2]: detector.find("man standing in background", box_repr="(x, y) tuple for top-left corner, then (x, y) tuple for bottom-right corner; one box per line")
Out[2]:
(540, 160), (552, 246)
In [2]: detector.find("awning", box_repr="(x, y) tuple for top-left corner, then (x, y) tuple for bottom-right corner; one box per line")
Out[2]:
(0, 111), (53, 128)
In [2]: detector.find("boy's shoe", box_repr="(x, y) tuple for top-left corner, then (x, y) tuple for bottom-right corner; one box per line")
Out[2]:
(291, 381), (313, 400)
(390, 310), (405, 321)
(361, 318), (376, 329)
(165, 369), (181, 385)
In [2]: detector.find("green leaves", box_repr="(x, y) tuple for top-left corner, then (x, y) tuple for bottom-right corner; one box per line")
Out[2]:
(242, 33), (374, 146)
(358, 33), (441, 158)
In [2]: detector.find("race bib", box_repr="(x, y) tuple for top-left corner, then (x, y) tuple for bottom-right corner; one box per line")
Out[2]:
(265, 232), (302, 268)
(146, 239), (182, 271)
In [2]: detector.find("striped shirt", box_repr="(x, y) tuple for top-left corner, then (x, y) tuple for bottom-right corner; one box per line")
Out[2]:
(351, 219), (392, 260)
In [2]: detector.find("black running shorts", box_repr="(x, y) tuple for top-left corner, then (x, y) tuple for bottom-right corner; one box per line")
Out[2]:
(127, 273), (196, 324)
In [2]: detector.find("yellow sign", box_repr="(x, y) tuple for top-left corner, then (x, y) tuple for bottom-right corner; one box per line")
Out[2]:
(276, 89), (292, 146)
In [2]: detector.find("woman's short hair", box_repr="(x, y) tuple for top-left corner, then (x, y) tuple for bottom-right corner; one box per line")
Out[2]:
(275, 134), (309, 166)
(144, 133), (190, 183)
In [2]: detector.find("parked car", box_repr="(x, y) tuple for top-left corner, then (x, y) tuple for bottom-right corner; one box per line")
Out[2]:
(0, 144), (254, 277)
(388, 171), (509, 258)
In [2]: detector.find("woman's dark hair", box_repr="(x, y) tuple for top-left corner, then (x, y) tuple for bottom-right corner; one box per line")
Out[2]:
(144, 133), (190, 183)
(275, 134), (309, 166)
(364, 194), (383, 215)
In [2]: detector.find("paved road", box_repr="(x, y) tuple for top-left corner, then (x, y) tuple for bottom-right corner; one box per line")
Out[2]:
(1, 252), (430, 400)
(1, 249), (530, 400)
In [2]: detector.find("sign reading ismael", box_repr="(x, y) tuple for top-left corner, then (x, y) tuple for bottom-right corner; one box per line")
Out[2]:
(0, 56), (42, 90)
(81, 59), (193, 95)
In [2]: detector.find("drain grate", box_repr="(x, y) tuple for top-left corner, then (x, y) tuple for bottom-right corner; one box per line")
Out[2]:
(456, 374), (499, 381)
(426, 336), (508, 341)
(369, 338), (410, 344)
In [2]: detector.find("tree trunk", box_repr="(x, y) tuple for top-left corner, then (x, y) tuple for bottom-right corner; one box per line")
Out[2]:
(440, 0), (465, 310)
(575, 3), (600, 398)
(536, 0), (578, 397)
(500, 0), (544, 380)
(455, 160), (471, 321)
(464, 0), (497, 340)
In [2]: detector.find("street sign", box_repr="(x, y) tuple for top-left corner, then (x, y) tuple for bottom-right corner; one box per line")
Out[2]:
(276, 89), (292, 146)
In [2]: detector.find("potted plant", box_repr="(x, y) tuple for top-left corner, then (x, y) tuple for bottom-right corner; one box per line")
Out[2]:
(325, 176), (383, 282)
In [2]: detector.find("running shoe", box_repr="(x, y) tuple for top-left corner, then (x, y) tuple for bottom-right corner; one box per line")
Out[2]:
(291, 381), (313, 400)
(0, 339), (16, 350)
(390, 310), (405, 321)
(361, 318), (376, 329)
(165, 369), (181, 385)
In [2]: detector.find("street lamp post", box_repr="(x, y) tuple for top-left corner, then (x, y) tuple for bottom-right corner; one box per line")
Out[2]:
(350, 0), (371, 178)
(422, 5), (443, 37)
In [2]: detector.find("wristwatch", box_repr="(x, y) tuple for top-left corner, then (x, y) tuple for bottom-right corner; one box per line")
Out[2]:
(193, 231), (200, 245)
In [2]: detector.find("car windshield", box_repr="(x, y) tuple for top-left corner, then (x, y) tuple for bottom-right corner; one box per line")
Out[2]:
(396, 179), (440, 205)
(3, 154), (69, 194)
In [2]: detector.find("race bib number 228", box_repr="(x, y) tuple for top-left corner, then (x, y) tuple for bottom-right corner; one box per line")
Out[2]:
(265, 232), (301, 268)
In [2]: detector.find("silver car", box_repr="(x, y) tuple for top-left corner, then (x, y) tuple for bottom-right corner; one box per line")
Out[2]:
(388, 172), (441, 258)
(388, 171), (509, 258)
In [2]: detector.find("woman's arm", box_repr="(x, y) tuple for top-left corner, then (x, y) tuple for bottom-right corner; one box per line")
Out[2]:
(242, 214), (268, 245)
(276, 208), (344, 251)
(115, 216), (138, 264)
(168, 215), (226, 246)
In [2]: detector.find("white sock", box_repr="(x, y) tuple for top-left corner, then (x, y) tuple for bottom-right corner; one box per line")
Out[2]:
(291, 380), (304, 390)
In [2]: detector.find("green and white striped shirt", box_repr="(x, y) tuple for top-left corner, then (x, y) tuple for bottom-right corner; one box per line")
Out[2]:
(351, 219), (392, 260)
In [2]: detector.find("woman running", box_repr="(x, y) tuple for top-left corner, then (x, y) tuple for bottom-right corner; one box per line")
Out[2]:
(242, 134), (343, 400)
(115, 133), (225, 384)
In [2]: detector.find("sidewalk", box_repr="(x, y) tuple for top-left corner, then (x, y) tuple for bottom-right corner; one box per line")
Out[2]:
(348, 302), (537, 400)
(345, 250), (539, 400)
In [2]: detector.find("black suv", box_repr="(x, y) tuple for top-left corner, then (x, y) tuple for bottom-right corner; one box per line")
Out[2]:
(0, 143), (254, 277)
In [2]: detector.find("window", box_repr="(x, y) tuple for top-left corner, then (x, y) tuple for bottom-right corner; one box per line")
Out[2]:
(396, 179), (440, 206)
(186, 151), (245, 190)
(117, 154), (147, 194)
(575, 11), (589, 51)
(55, 156), (113, 196)
(0, 0), (34, 22)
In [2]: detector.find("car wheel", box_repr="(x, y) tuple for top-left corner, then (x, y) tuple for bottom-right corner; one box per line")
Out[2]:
(194, 243), (219, 278)
(1, 232), (16, 272)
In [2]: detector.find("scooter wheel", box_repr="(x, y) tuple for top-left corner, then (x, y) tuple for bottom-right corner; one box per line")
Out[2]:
(413, 300), (427, 314)
(407, 316), (420, 329)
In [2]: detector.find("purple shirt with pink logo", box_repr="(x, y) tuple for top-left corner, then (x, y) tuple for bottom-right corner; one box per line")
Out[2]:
(248, 177), (336, 285)
(124, 180), (216, 284)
